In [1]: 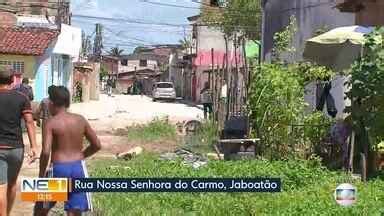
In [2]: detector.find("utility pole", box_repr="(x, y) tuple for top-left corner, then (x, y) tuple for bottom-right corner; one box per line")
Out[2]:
(93, 23), (103, 62)
(55, 0), (70, 29)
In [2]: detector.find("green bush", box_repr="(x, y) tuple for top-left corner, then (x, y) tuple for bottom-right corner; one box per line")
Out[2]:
(89, 155), (384, 215)
(249, 63), (335, 160)
(303, 112), (335, 147)
(125, 117), (177, 142)
(249, 64), (305, 158)
(346, 27), (384, 153)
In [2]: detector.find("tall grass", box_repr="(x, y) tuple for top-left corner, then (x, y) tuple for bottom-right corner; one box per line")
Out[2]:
(125, 117), (177, 142)
(89, 155), (384, 215)
(183, 120), (218, 154)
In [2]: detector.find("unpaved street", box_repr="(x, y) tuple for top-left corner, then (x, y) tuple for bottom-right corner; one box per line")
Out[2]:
(70, 94), (204, 131)
(12, 94), (203, 216)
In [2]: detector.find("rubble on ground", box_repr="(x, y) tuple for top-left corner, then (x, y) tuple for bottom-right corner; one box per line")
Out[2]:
(116, 146), (143, 160)
(160, 148), (208, 169)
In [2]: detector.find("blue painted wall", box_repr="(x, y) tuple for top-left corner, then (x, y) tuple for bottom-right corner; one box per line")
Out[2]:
(34, 45), (53, 101)
(34, 44), (72, 101)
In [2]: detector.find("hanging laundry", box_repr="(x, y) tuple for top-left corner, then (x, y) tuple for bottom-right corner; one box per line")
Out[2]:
(316, 81), (338, 118)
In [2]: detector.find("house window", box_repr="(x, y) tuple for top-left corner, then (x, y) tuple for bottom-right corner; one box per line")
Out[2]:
(0, 60), (25, 74)
(121, 59), (128, 66)
(139, 59), (147, 67)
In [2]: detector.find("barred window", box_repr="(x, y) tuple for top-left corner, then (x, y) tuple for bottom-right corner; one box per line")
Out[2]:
(0, 61), (25, 74)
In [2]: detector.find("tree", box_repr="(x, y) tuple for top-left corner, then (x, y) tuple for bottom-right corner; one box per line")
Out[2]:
(346, 27), (384, 174)
(201, 0), (262, 40)
(109, 47), (124, 57)
(272, 16), (297, 62)
(81, 31), (92, 59)
(100, 65), (109, 81)
(179, 37), (191, 50)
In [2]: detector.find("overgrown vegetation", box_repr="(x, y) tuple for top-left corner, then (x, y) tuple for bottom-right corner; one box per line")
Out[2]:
(346, 27), (384, 173)
(249, 63), (334, 159)
(183, 120), (218, 154)
(90, 155), (384, 215)
(201, 0), (261, 40)
(124, 117), (177, 142)
(272, 16), (297, 62)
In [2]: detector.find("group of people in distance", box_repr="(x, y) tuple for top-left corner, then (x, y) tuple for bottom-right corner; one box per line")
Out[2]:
(0, 66), (101, 216)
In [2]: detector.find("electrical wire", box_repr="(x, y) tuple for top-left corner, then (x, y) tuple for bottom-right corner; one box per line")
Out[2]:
(72, 19), (188, 35)
(72, 14), (190, 27)
(103, 27), (157, 45)
(139, 0), (334, 14)
(72, 14), (261, 30)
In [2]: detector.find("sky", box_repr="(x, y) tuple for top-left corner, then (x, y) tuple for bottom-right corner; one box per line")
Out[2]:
(70, 0), (200, 54)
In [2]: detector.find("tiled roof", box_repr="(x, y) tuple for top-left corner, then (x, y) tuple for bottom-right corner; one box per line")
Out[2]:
(0, 27), (59, 56)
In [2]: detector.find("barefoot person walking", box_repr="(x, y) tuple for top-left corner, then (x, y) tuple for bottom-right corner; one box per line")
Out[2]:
(34, 86), (101, 216)
(0, 67), (38, 216)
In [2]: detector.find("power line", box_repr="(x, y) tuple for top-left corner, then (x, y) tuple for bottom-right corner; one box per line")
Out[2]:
(73, 19), (187, 35)
(139, 0), (333, 15)
(139, 0), (259, 13)
(72, 14), (190, 27)
(139, 0), (201, 10)
(104, 43), (139, 48)
(72, 14), (260, 30)
(103, 26), (157, 45)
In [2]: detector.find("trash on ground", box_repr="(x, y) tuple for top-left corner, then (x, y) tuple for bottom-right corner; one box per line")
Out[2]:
(160, 148), (208, 169)
(207, 153), (224, 160)
(116, 146), (143, 160)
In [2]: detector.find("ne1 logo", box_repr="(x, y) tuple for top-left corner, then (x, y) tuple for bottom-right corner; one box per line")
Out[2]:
(21, 178), (68, 202)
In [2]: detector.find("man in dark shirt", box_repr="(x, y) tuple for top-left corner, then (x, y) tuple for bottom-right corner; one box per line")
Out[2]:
(0, 67), (38, 216)
(106, 78), (113, 96)
(14, 78), (34, 101)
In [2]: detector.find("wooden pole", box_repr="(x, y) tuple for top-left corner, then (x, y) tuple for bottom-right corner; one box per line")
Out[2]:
(210, 48), (214, 88)
(215, 64), (220, 121)
(242, 37), (249, 104)
(349, 131), (355, 173)
(225, 36), (230, 121)
(361, 152), (367, 182)
(234, 35), (239, 114)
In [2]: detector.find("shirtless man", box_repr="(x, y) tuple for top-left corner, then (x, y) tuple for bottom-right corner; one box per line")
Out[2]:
(34, 86), (101, 216)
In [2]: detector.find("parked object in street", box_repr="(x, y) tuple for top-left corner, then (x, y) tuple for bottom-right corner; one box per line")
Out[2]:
(152, 82), (176, 102)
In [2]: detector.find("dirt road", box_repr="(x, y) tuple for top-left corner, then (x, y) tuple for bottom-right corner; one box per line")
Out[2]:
(11, 94), (203, 216)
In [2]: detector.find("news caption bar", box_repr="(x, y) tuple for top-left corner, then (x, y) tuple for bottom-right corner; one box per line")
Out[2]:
(71, 178), (281, 193)
(21, 178), (281, 202)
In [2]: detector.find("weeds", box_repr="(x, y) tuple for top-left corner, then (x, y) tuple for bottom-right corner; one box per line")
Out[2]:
(89, 155), (384, 215)
(124, 117), (177, 142)
(183, 120), (218, 154)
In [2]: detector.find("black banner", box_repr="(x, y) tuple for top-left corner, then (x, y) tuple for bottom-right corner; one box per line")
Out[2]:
(71, 178), (281, 193)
